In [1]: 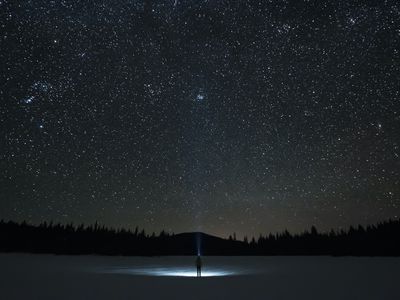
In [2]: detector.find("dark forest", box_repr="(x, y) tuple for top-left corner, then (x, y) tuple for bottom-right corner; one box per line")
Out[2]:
(1, 219), (399, 256)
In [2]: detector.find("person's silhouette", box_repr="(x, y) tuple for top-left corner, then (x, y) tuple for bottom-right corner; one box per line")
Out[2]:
(196, 255), (202, 277)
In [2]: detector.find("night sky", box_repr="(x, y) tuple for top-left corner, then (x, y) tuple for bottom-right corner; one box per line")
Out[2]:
(1, 0), (399, 238)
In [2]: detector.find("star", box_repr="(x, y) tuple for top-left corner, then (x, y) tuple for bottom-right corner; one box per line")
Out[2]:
(23, 96), (35, 104)
(196, 93), (205, 101)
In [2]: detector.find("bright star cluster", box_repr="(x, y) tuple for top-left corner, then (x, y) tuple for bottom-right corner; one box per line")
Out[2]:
(0, 0), (399, 238)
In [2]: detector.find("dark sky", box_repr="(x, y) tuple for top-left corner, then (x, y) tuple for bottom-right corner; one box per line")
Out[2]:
(1, 0), (399, 238)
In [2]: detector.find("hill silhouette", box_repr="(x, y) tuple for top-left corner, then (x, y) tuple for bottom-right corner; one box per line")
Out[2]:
(167, 232), (247, 255)
(1, 219), (400, 256)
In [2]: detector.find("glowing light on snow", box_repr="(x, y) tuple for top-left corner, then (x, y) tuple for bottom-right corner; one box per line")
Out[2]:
(105, 267), (239, 277)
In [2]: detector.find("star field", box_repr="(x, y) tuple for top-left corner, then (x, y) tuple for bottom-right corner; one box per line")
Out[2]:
(1, 0), (399, 238)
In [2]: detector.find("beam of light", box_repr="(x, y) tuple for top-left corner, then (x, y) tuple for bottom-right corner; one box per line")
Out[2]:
(196, 233), (201, 256)
(105, 267), (240, 277)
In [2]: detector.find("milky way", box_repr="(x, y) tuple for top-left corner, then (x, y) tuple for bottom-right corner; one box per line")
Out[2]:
(1, 0), (399, 238)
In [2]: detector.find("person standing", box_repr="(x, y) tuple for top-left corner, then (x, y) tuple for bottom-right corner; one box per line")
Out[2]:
(196, 255), (202, 277)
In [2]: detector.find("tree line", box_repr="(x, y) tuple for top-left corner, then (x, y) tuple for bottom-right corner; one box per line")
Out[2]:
(1, 219), (399, 256)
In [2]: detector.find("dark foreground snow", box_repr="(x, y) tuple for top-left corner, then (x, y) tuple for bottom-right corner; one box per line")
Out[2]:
(1, 254), (399, 299)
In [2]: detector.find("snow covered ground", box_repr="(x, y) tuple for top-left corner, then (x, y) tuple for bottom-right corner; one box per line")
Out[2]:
(1, 253), (399, 299)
